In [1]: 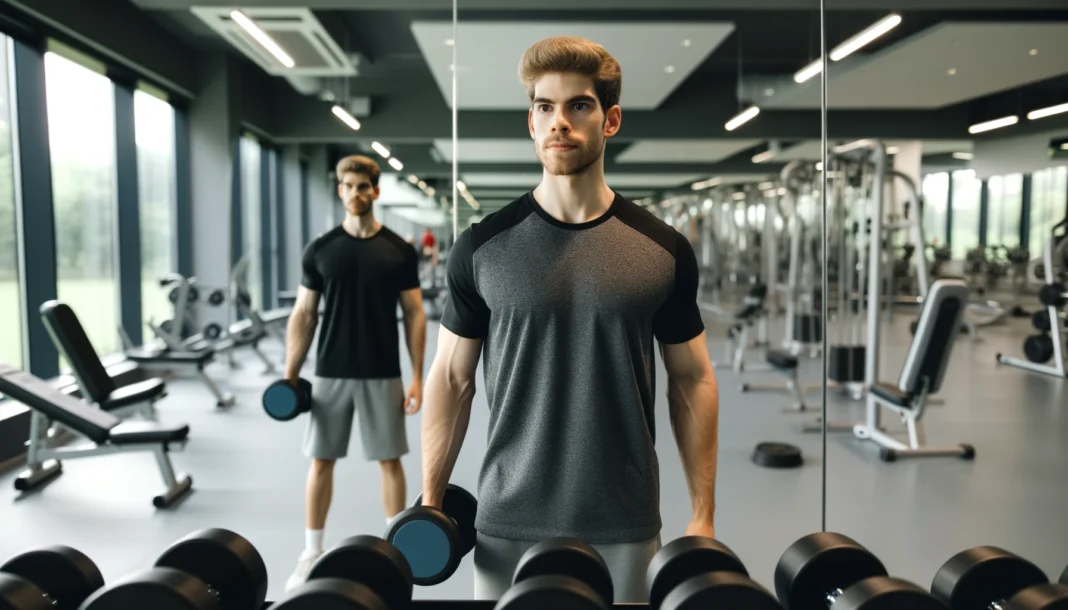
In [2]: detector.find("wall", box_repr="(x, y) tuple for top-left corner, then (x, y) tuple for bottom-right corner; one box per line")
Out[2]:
(281, 145), (303, 290)
(973, 127), (1068, 179)
(305, 145), (335, 237)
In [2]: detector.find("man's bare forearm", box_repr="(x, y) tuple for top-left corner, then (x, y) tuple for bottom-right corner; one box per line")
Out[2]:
(284, 309), (318, 381)
(421, 360), (475, 507)
(403, 310), (427, 379)
(668, 373), (720, 525)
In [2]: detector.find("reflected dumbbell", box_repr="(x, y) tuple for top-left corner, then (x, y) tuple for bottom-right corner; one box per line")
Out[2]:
(495, 538), (614, 610)
(646, 537), (781, 610)
(776, 532), (946, 609)
(0, 545), (104, 610)
(81, 528), (267, 610)
(272, 536), (413, 610)
(931, 546), (1068, 610)
(386, 484), (477, 586)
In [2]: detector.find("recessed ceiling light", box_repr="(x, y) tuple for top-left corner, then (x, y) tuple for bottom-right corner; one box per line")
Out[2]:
(952, 152), (974, 160)
(445, 39), (454, 46)
(664, 65), (676, 74)
(886, 146), (899, 154)
(1030, 48), (1038, 56)
(947, 68), (957, 76)
(681, 39), (691, 47)
(764, 88), (775, 96)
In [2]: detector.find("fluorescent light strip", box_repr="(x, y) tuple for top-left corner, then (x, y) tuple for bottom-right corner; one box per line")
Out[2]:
(725, 106), (760, 131)
(752, 150), (776, 164)
(388, 157), (404, 171)
(952, 152), (973, 160)
(331, 105), (361, 131)
(456, 180), (467, 192)
(1027, 102), (1068, 121)
(758, 181), (774, 190)
(968, 115), (1019, 134)
(794, 60), (822, 84)
(230, 11), (294, 68)
(371, 141), (391, 158)
(829, 14), (902, 61)
(408, 175), (419, 184)
(732, 192), (747, 200)
(691, 177), (723, 190)
(417, 180), (427, 189)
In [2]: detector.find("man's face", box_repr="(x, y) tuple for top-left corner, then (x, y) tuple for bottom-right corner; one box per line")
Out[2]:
(338, 172), (378, 217)
(528, 72), (621, 176)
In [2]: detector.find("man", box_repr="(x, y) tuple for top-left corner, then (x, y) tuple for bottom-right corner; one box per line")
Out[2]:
(420, 36), (720, 602)
(283, 154), (426, 590)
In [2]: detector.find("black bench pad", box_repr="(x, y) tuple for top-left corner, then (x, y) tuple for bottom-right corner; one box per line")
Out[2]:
(109, 421), (189, 445)
(766, 350), (799, 370)
(102, 378), (166, 411)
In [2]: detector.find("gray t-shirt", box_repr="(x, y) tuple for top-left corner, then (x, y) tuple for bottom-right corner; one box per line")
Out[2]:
(442, 191), (704, 544)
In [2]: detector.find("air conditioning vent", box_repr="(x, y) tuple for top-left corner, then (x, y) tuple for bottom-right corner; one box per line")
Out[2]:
(191, 6), (356, 77)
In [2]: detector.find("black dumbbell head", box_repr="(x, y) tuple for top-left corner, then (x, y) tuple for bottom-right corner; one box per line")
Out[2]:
(646, 536), (748, 609)
(153, 528), (268, 610)
(660, 572), (781, 610)
(385, 505), (463, 586)
(81, 567), (223, 610)
(0, 573), (52, 610)
(270, 578), (391, 610)
(931, 546), (1047, 610)
(1039, 283), (1067, 307)
(495, 575), (608, 610)
(834, 576), (948, 610)
(263, 379), (311, 421)
(307, 536), (412, 609)
(0, 545), (104, 610)
(1006, 583), (1068, 610)
(775, 532), (887, 610)
(513, 538), (613, 606)
(414, 484), (478, 556)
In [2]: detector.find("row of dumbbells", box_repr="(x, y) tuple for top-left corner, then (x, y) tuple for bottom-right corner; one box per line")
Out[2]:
(2, 525), (1066, 608)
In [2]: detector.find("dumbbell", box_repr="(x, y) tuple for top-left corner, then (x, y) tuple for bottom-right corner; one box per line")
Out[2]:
(495, 538), (614, 609)
(385, 484), (477, 585)
(775, 532), (947, 609)
(0, 545), (104, 610)
(81, 528), (267, 610)
(1039, 283), (1067, 308)
(646, 537), (781, 609)
(272, 535), (413, 610)
(262, 378), (312, 421)
(932, 546), (1068, 610)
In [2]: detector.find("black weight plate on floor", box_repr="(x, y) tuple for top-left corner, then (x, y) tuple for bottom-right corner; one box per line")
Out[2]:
(308, 535), (412, 608)
(1024, 335), (1055, 364)
(931, 546), (1047, 609)
(414, 484), (478, 556)
(270, 578), (390, 610)
(514, 538), (613, 606)
(154, 528), (268, 610)
(775, 532), (887, 610)
(495, 575), (608, 610)
(80, 567), (222, 610)
(1006, 583), (1068, 610)
(752, 442), (802, 468)
(0, 545), (104, 610)
(0, 573), (52, 610)
(661, 572), (782, 610)
(646, 536), (748, 609)
(835, 576), (947, 610)
(386, 505), (461, 586)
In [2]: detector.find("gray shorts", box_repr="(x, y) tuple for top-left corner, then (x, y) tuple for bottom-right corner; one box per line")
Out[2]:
(472, 532), (662, 603)
(301, 377), (408, 461)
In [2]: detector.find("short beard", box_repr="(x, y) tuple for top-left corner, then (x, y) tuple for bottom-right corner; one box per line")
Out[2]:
(537, 138), (604, 176)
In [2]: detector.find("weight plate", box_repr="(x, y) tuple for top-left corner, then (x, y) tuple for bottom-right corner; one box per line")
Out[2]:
(514, 538), (613, 607)
(661, 573), (781, 610)
(154, 528), (268, 610)
(80, 567), (222, 610)
(307, 536), (412, 609)
(208, 290), (226, 306)
(751, 442), (802, 469)
(1033, 311), (1052, 333)
(0, 573), (52, 610)
(385, 506), (461, 586)
(495, 575), (607, 610)
(186, 286), (199, 303)
(0, 545), (104, 610)
(168, 289), (180, 304)
(414, 484), (478, 556)
(1039, 283), (1067, 307)
(835, 576), (947, 610)
(270, 578), (390, 610)
(1006, 583), (1068, 610)
(1024, 335), (1055, 364)
(647, 536), (748, 610)
(931, 546), (1047, 610)
(204, 324), (222, 340)
(775, 532), (887, 610)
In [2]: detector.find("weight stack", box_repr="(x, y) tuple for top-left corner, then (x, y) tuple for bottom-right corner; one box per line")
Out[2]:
(792, 314), (823, 343)
(828, 345), (866, 383)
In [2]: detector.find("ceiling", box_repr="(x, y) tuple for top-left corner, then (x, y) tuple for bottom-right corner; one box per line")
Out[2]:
(131, 0), (1068, 220)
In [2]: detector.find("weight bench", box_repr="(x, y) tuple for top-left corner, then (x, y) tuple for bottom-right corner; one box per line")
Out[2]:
(0, 363), (192, 508)
(739, 349), (811, 412)
(852, 279), (974, 461)
(220, 318), (276, 374)
(124, 346), (235, 408)
(40, 301), (167, 421)
(711, 283), (772, 374)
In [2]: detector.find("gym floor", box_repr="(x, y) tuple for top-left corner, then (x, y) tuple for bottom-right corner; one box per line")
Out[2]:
(1, 307), (1065, 602)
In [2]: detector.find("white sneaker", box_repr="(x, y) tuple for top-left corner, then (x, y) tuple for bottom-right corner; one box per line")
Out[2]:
(285, 550), (323, 592)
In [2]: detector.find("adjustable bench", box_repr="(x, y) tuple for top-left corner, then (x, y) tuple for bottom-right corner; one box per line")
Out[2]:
(40, 301), (167, 420)
(222, 317), (277, 374)
(123, 345), (236, 407)
(0, 363), (193, 508)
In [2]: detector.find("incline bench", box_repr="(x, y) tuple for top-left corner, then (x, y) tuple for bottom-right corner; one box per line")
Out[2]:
(0, 363), (193, 508)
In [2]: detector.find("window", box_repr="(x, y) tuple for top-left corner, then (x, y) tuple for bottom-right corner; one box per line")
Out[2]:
(986, 174), (1024, 252)
(1029, 167), (1067, 257)
(0, 35), (23, 368)
(240, 135), (262, 311)
(135, 89), (176, 340)
(45, 51), (119, 359)
(922, 172), (949, 249)
(950, 169), (981, 259)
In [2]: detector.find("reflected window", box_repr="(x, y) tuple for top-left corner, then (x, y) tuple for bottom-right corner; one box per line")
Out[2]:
(241, 135), (262, 310)
(1029, 167), (1067, 256)
(986, 174), (1023, 251)
(0, 35), (23, 367)
(921, 173), (949, 249)
(950, 170), (980, 259)
(45, 51), (118, 360)
(135, 89), (176, 339)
